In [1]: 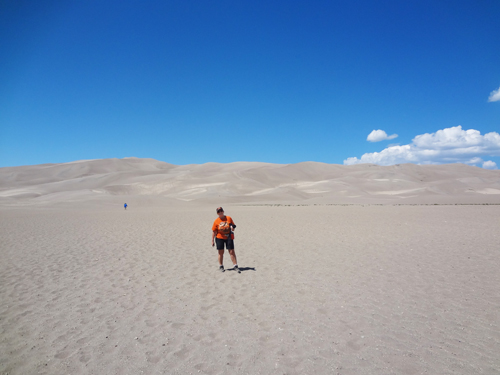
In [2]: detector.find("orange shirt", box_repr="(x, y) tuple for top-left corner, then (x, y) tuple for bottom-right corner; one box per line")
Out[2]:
(212, 216), (235, 239)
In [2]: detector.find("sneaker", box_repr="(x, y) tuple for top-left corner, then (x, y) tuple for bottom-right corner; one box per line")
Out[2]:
(219, 265), (225, 273)
(234, 265), (241, 273)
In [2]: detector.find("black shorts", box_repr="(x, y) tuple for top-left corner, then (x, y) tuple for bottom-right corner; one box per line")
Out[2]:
(216, 237), (234, 250)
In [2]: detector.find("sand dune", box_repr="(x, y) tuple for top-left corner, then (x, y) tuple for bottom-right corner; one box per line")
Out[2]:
(1, 159), (500, 374)
(1, 158), (499, 206)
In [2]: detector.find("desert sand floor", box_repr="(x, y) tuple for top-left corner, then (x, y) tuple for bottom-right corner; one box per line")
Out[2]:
(1, 205), (499, 375)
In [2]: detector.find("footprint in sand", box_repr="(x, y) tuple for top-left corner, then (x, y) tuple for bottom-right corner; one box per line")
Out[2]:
(79, 353), (91, 363)
(173, 346), (190, 359)
(54, 348), (72, 359)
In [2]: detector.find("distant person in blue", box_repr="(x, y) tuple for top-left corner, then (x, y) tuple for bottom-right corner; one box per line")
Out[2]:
(124, 203), (128, 210)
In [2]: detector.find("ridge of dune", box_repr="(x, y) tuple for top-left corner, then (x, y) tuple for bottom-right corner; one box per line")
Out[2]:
(1, 158), (499, 206)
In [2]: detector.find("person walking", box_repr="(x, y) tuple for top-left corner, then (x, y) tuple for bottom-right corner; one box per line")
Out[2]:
(124, 203), (128, 210)
(212, 207), (239, 273)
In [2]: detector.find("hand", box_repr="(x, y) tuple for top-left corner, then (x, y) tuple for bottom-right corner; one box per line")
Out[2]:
(212, 241), (215, 247)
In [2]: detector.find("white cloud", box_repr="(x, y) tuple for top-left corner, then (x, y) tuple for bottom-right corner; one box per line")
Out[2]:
(488, 86), (500, 102)
(466, 157), (483, 165)
(482, 160), (497, 169)
(367, 129), (398, 142)
(344, 126), (500, 168)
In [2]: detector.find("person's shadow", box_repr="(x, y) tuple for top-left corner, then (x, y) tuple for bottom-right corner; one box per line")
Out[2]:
(231, 266), (256, 272)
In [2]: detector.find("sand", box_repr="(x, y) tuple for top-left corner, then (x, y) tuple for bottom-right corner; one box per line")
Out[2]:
(1, 204), (499, 375)
(1, 158), (499, 374)
(1, 158), (500, 206)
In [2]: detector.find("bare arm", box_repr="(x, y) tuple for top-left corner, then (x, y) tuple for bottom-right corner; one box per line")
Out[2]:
(212, 231), (217, 246)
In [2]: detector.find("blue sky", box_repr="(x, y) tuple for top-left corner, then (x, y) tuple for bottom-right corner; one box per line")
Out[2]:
(1, 0), (499, 168)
